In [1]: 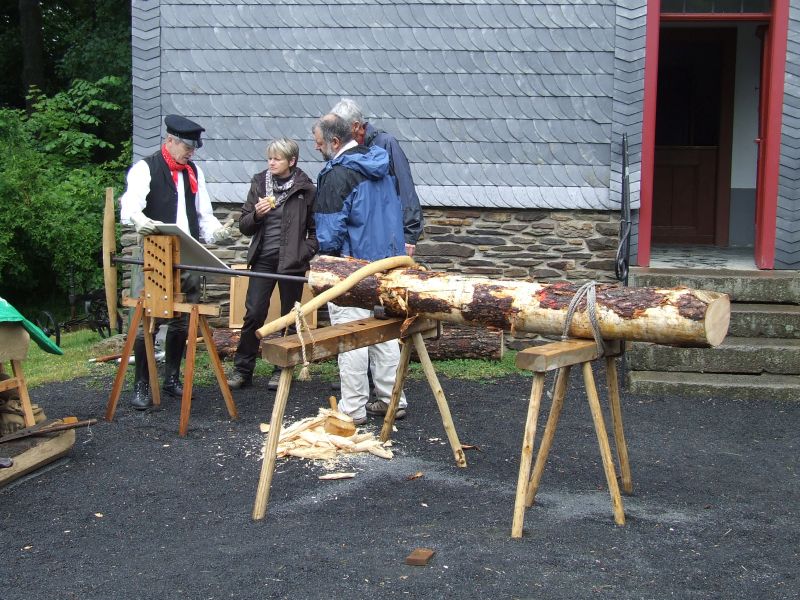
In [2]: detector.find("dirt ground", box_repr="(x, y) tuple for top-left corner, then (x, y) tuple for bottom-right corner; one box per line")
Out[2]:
(1, 364), (798, 599)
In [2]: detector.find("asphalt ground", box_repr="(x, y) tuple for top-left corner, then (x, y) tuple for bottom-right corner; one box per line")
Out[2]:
(1, 365), (798, 599)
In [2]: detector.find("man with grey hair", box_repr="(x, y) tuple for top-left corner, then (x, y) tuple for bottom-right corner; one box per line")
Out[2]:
(312, 113), (409, 425)
(330, 98), (424, 256)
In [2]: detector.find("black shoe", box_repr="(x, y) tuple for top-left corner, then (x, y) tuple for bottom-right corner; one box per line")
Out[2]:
(163, 375), (186, 398)
(131, 381), (152, 411)
(227, 371), (253, 390)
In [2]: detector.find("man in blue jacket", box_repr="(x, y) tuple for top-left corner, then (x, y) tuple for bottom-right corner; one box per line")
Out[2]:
(312, 113), (408, 425)
(330, 98), (424, 256)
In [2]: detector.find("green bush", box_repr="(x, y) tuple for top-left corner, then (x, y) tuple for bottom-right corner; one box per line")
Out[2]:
(0, 77), (129, 313)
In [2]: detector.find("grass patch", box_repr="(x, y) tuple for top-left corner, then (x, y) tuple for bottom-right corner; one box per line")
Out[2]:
(20, 329), (111, 388)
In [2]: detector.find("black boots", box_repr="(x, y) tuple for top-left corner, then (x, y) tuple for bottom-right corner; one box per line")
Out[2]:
(162, 329), (189, 399)
(131, 337), (152, 410)
(131, 380), (151, 411)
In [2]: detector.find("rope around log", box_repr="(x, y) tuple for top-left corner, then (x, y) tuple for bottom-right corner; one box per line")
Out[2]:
(255, 255), (417, 340)
(562, 281), (606, 355)
(294, 302), (315, 381)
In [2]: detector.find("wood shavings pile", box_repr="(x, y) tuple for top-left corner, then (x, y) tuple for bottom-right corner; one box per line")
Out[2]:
(261, 408), (393, 461)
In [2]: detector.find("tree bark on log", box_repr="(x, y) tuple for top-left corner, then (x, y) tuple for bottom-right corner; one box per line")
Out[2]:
(413, 324), (504, 361)
(307, 256), (730, 348)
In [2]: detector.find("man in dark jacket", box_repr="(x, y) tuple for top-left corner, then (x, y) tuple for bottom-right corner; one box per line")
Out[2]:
(120, 114), (232, 410)
(312, 114), (408, 425)
(330, 98), (424, 256)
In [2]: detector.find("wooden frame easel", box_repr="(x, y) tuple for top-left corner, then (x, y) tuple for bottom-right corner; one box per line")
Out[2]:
(252, 316), (465, 520)
(104, 235), (238, 436)
(511, 339), (633, 538)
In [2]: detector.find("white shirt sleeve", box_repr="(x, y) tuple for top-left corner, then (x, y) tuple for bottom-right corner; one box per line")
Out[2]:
(119, 160), (151, 224)
(194, 166), (222, 244)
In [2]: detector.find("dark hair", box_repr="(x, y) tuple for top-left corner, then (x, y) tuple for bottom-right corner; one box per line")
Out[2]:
(313, 114), (353, 145)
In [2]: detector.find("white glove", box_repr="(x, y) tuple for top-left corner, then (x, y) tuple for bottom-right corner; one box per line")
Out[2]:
(211, 218), (235, 245)
(130, 213), (163, 236)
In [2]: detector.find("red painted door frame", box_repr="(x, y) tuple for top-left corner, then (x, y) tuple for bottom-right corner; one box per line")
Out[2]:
(638, 2), (786, 269)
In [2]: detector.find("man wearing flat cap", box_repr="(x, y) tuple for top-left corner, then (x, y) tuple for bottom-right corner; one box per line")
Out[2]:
(120, 114), (233, 410)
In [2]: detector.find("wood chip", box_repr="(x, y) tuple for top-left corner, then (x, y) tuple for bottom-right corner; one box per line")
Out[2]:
(405, 548), (436, 566)
(406, 471), (424, 480)
(318, 472), (356, 480)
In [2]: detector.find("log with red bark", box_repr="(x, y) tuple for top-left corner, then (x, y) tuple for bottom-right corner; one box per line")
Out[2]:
(417, 324), (504, 361)
(305, 256), (730, 348)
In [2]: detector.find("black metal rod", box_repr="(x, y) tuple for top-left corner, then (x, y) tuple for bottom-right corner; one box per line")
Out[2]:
(112, 255), (309, 283)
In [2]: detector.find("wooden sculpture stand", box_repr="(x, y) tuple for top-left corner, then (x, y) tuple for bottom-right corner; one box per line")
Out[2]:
(104, 236), (238, 436)
(252, 316), (465, 521)
(512, 339), (632, 538)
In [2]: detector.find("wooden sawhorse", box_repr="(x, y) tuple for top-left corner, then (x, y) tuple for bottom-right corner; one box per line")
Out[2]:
(104, 235), (237, 436)
(252, 316), (466, 520)
(511, 339), (632, 538)
(0, 323), (36, 428)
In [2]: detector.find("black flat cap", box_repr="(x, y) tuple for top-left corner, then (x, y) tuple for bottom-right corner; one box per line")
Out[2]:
(165, 114), (205, 148)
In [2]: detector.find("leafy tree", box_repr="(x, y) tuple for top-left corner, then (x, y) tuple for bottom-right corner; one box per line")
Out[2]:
(0, 76), (129, 313)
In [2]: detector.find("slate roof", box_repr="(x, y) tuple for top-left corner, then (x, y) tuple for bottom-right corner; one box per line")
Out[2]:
(132, 0), (644, 212)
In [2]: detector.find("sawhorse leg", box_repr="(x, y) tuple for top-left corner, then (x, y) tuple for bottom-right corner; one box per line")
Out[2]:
(252, 366), (294, 520)
(105, 297), (159, 420)
(525, 365), (571, 507)
(512, 372), (546, 538)
(606, 356), (632, 494)
(381, 332), (466, 468)
(179, 307), (238, 437)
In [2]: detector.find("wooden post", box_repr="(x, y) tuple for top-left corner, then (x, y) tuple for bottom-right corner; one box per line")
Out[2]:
(179, 305), (200, 437)
(411, 332), (467, 468)
(606, 356), (632, 494)
(582, 362), (625, 526)
(512, 372), (545, 538)
(105, 297), (144, 421)
(10, 360), (35, 427)
(525, 365), (571, 507)
(252, 366), (294, 520)
(199, 315), (238, 420)
(379, 338), (413, 443)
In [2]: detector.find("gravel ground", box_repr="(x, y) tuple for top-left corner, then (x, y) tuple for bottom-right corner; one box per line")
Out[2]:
(1, 365), (798, 600)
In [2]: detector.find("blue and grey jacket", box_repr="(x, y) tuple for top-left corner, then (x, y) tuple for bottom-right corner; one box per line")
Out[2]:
(364, 122), (424, 246)
(314, 145), (405, 261)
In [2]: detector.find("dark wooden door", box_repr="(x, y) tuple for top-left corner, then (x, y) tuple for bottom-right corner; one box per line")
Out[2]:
(652, 28), (735, 245)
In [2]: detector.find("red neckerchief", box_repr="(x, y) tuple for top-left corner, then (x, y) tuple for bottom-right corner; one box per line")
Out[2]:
(161, 145), (198, 194)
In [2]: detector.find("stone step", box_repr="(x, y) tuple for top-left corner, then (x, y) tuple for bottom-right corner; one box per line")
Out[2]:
(627, 337), (800, 374)
(630, 268), (800, 304)
(729, 303), (800, 338)
(626, 371), (800, 401)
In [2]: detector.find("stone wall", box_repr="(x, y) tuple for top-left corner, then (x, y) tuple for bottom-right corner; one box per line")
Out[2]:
(417, 208), (621, 282)
(120, 205), (623, 342)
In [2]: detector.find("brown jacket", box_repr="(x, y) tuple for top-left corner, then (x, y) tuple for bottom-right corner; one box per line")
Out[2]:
(239, 167), (317, 273)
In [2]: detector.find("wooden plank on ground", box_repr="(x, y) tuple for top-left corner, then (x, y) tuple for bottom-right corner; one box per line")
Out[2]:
(0, 430), (75, 487)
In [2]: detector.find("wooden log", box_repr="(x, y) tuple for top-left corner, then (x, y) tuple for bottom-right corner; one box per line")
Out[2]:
(306, 256), (730, 348)
(412, 323), (504, 361)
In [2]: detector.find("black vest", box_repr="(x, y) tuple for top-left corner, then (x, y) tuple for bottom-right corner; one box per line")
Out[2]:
(143, 152), (201, 240)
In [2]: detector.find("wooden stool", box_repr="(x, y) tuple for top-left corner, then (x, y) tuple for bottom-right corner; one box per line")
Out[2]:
(252, 316), (466, 521)
(511, 339), (632, 538)
(0, 323), (36, 427)
(104, 235), (238, 436)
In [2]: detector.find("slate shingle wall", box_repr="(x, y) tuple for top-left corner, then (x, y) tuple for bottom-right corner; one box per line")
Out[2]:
(777, 3), (800, 268)
(132, 0), (626, 214)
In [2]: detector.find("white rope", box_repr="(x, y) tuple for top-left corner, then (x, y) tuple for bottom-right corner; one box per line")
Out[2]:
(561, 281), (605, 354)
(293, 301), (315, 381)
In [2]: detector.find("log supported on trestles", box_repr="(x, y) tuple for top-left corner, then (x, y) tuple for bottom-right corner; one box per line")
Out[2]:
(305, 256), (730, 348)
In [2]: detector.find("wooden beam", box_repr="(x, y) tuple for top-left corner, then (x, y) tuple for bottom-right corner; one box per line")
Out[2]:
(261, 317), (439, 368)
(515, 339), (622, 372)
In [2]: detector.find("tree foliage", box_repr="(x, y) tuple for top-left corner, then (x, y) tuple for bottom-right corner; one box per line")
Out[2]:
(0, 77), (129, 310)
